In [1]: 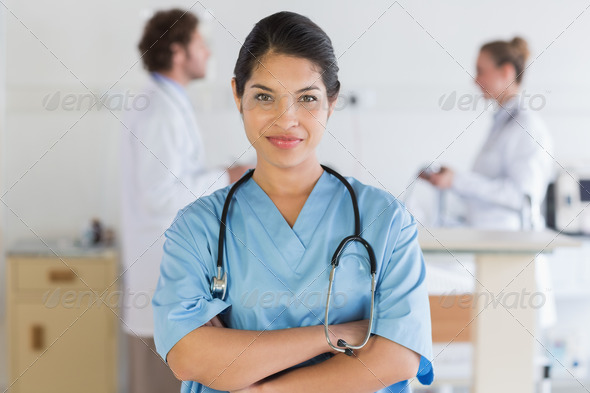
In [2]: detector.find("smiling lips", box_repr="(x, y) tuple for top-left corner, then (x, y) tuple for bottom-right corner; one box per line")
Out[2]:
(266, 135), (303, 149)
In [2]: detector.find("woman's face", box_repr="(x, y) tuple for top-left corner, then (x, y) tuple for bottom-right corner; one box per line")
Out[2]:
(232, 53), (336, 170)
(475, 50), (516, 100)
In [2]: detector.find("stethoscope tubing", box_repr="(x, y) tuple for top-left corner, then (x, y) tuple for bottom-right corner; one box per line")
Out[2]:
(213, 165), (377, 356)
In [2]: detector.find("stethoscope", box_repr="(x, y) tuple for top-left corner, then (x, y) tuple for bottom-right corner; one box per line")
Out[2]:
(210, 165), (377, 356)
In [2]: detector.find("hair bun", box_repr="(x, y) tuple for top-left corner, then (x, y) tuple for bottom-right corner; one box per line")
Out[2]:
(510, 36), (530, 62)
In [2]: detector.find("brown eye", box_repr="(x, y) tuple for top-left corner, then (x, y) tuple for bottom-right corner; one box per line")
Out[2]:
(299, 95), (317, 102)
(255, 93), (273, 102)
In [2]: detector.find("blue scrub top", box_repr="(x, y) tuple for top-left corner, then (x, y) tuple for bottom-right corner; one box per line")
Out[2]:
(153, 170), (434, 392)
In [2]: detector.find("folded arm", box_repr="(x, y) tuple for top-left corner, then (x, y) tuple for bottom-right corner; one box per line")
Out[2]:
(167, 318), (369, 391)
(167, 323), (325, 390)
(240, 334), (421, 393)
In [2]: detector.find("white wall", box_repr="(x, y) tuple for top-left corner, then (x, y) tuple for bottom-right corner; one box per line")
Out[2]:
(1, 0), (590, 383)
(3, 0), (590, 250)
(0, 3), (7, 389)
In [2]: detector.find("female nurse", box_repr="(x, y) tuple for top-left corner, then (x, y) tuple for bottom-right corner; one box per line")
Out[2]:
(152, 11), (434, 393)
(422, 37), (554, 230)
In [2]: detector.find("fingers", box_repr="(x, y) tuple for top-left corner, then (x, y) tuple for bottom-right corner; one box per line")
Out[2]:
(357, 319), (370, 329)
(203, 316), (225, 328)
(429, 173), (441, 186)
(209, 316), (226, 328)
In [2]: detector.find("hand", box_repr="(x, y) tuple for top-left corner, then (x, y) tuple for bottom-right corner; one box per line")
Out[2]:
(327, 319), (370, 354)
(230, 381), (264, 393)
(227, 165), (253, 183)
(418, 170), (430, 180)
(424, 166), (454, 189)
(203, 315), (226, 328)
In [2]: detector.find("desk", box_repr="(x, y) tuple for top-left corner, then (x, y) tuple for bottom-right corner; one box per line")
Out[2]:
(419, 228), (580, 393)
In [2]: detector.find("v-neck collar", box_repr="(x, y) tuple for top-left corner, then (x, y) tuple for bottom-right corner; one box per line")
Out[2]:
(238, 169), (337, 269)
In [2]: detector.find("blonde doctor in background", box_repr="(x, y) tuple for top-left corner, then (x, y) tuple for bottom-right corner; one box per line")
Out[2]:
(421, 37), (557, 330)
(422, 37), (554, 231)
(120, 9), (248, 393)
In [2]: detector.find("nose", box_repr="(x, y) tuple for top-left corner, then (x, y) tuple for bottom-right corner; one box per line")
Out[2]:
(273, 94), (299, 130)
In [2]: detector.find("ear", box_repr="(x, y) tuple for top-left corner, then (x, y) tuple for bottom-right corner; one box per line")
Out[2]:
(501, 62), (517, 84)
(231, 78), (243, 113)
(327, 94), (339, 119)
(170, 42), (186, 65)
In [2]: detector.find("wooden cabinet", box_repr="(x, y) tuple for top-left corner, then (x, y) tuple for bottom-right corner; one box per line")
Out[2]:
(6, 250), (118, 393)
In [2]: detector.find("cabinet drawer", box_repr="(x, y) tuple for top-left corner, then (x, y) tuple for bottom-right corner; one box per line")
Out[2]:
(10, 257), (111, 292)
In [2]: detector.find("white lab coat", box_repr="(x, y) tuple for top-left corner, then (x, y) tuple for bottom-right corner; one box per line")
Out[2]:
(119, 74), (229, 336)
(452, 96), (555, 230)
(452, 96), (557, 329)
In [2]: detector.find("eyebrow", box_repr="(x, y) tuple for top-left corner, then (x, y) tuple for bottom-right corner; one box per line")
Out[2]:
(249, 83), (320, 94)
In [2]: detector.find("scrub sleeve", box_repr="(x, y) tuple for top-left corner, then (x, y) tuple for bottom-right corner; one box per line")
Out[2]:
(152, 210), (231, 363)
(370, 209), (435, 385)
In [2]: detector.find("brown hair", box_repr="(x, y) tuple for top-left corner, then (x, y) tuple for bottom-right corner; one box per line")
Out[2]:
(138, 9), (199, 72)
(233, 11), (340, 102)
(481, 37), (530, 84)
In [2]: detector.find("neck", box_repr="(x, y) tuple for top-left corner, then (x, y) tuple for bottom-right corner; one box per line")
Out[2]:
(252, 157), (324, 198)
(496, 87), (519, 106)
(157, 69), (190, 87)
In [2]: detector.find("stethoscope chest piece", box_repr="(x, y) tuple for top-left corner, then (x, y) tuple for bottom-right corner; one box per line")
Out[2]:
(210, 266), (227, 300)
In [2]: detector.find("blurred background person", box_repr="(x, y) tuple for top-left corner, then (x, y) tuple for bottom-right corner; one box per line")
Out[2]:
(418, 37), (557, 335)
(119, 8), (248, 393)
(421, 37), (554, 231)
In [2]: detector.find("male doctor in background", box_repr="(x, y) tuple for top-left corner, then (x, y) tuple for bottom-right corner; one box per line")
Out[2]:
(120, 9), (248, 393)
